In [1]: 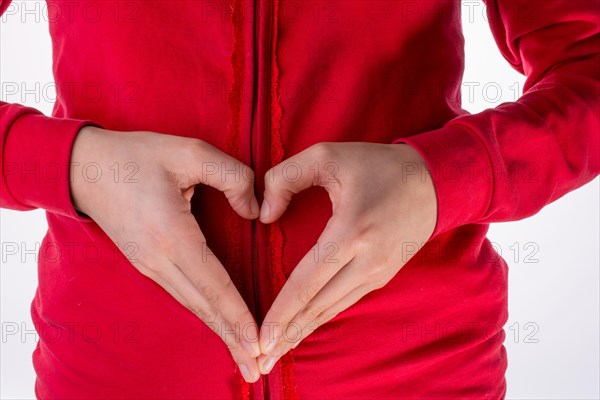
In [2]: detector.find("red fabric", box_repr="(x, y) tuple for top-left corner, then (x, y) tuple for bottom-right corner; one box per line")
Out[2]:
(269, 2), (299, 398)
(228, 0), (251, 397)
(1, 0), (598, 399)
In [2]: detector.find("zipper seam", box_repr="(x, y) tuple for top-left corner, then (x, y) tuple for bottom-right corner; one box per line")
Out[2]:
(250, 1), (267, 399)
(263, 0), (275, 398)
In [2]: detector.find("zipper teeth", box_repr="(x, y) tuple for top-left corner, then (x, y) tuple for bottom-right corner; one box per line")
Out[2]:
(262, 0), (275, 397)
(251, 94), (259, 324)
(251, 1), (266, 399)
(250, 0), (261, 323)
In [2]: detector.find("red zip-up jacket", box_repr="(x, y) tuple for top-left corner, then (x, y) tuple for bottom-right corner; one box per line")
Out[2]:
(1, 0), (599, 398)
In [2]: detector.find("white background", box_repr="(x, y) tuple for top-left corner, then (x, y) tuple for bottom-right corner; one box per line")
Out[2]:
(1, 1), (599, 398)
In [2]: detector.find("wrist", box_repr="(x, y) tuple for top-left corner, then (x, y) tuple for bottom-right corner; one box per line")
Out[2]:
(392, 143), (438, 239)
(69, 125), (105, 214)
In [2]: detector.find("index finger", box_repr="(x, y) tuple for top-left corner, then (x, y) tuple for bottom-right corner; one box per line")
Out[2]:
(166, 213), (261, 359)
(259, 219), (353, 353)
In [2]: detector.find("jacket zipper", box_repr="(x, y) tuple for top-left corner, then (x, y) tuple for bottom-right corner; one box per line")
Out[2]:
(251, 144), (265, 400)
(251, 0), (268, 398)
(250, 112), (263, 397)
(256, 0), (277, 398)
(249, 0), (279, 397)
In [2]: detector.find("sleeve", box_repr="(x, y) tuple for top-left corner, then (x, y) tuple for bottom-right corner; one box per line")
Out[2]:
(0, 0), (99, 219)
(394, 0), (600, 240)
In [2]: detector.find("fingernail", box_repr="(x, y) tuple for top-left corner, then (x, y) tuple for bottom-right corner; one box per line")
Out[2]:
(243, 339), (261, 358)
(250, 197), (259, 218)
(261, 356), (278, 374)
(260, 200), (270, 221)
(238, 363), (254, 383)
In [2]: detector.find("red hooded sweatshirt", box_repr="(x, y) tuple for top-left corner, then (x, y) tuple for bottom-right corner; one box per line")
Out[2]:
(1, 0), (599, 399)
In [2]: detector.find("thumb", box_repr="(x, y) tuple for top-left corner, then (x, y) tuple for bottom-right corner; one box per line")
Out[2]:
(259, 167), (296, 224)
(260, 144), (331, 224)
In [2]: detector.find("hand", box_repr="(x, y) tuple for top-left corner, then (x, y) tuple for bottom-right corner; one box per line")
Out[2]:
(70, 126), (262, 382)
(256, 142), (437, 374)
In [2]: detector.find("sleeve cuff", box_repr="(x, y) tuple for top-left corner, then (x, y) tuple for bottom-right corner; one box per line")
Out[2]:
(393, 123), (494, 239)
(3, 112), (100, 220)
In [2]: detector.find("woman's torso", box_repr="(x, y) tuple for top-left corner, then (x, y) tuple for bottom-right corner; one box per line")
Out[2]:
(33, 1), (507, 398)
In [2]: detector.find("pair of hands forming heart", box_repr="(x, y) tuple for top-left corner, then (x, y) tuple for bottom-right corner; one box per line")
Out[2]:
(70, 126), (437, 383)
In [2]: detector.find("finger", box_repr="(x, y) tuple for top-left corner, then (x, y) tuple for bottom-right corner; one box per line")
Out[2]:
(182, 185), (195, 202)
(141, 257), (262, 383)
(170, 217), (261, 355)
(309, 282), (375, 342)
(165, 215), (262, 368)
(261, 258), (378, 371)
(258, 282), (374, 374)
(190, 141), (259, 220)
(157, 260), (261, 383)
(296, 282), (374, 349)
(265, 257), (359, 357)
(259, 220), (352, 356)
(260, 143), (338, 224)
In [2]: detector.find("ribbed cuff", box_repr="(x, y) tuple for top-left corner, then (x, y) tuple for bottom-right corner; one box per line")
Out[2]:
(3, 112), (99, 220)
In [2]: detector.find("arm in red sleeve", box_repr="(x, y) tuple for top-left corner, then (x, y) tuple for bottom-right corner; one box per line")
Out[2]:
(1, 0), (99, 218)
(1, 103), (97, 218)
(395, 0), (600, 239)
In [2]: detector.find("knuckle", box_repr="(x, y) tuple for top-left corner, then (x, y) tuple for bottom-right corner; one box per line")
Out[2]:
(200, 284), (224, 308)
(178, 138), (206, 163)
(310, 142), (334, 162)
(301, 302), (327, 320)
(219, 277), (235, 295)
(351, 235), (371, 256)
(296, 284), (320, 306)
(191, 304), (218, 324)
(237, 309), (255, 325)
(189, 138), (208, 155)
(226, 192), (248, 211)
(226, 339), (243, 354)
